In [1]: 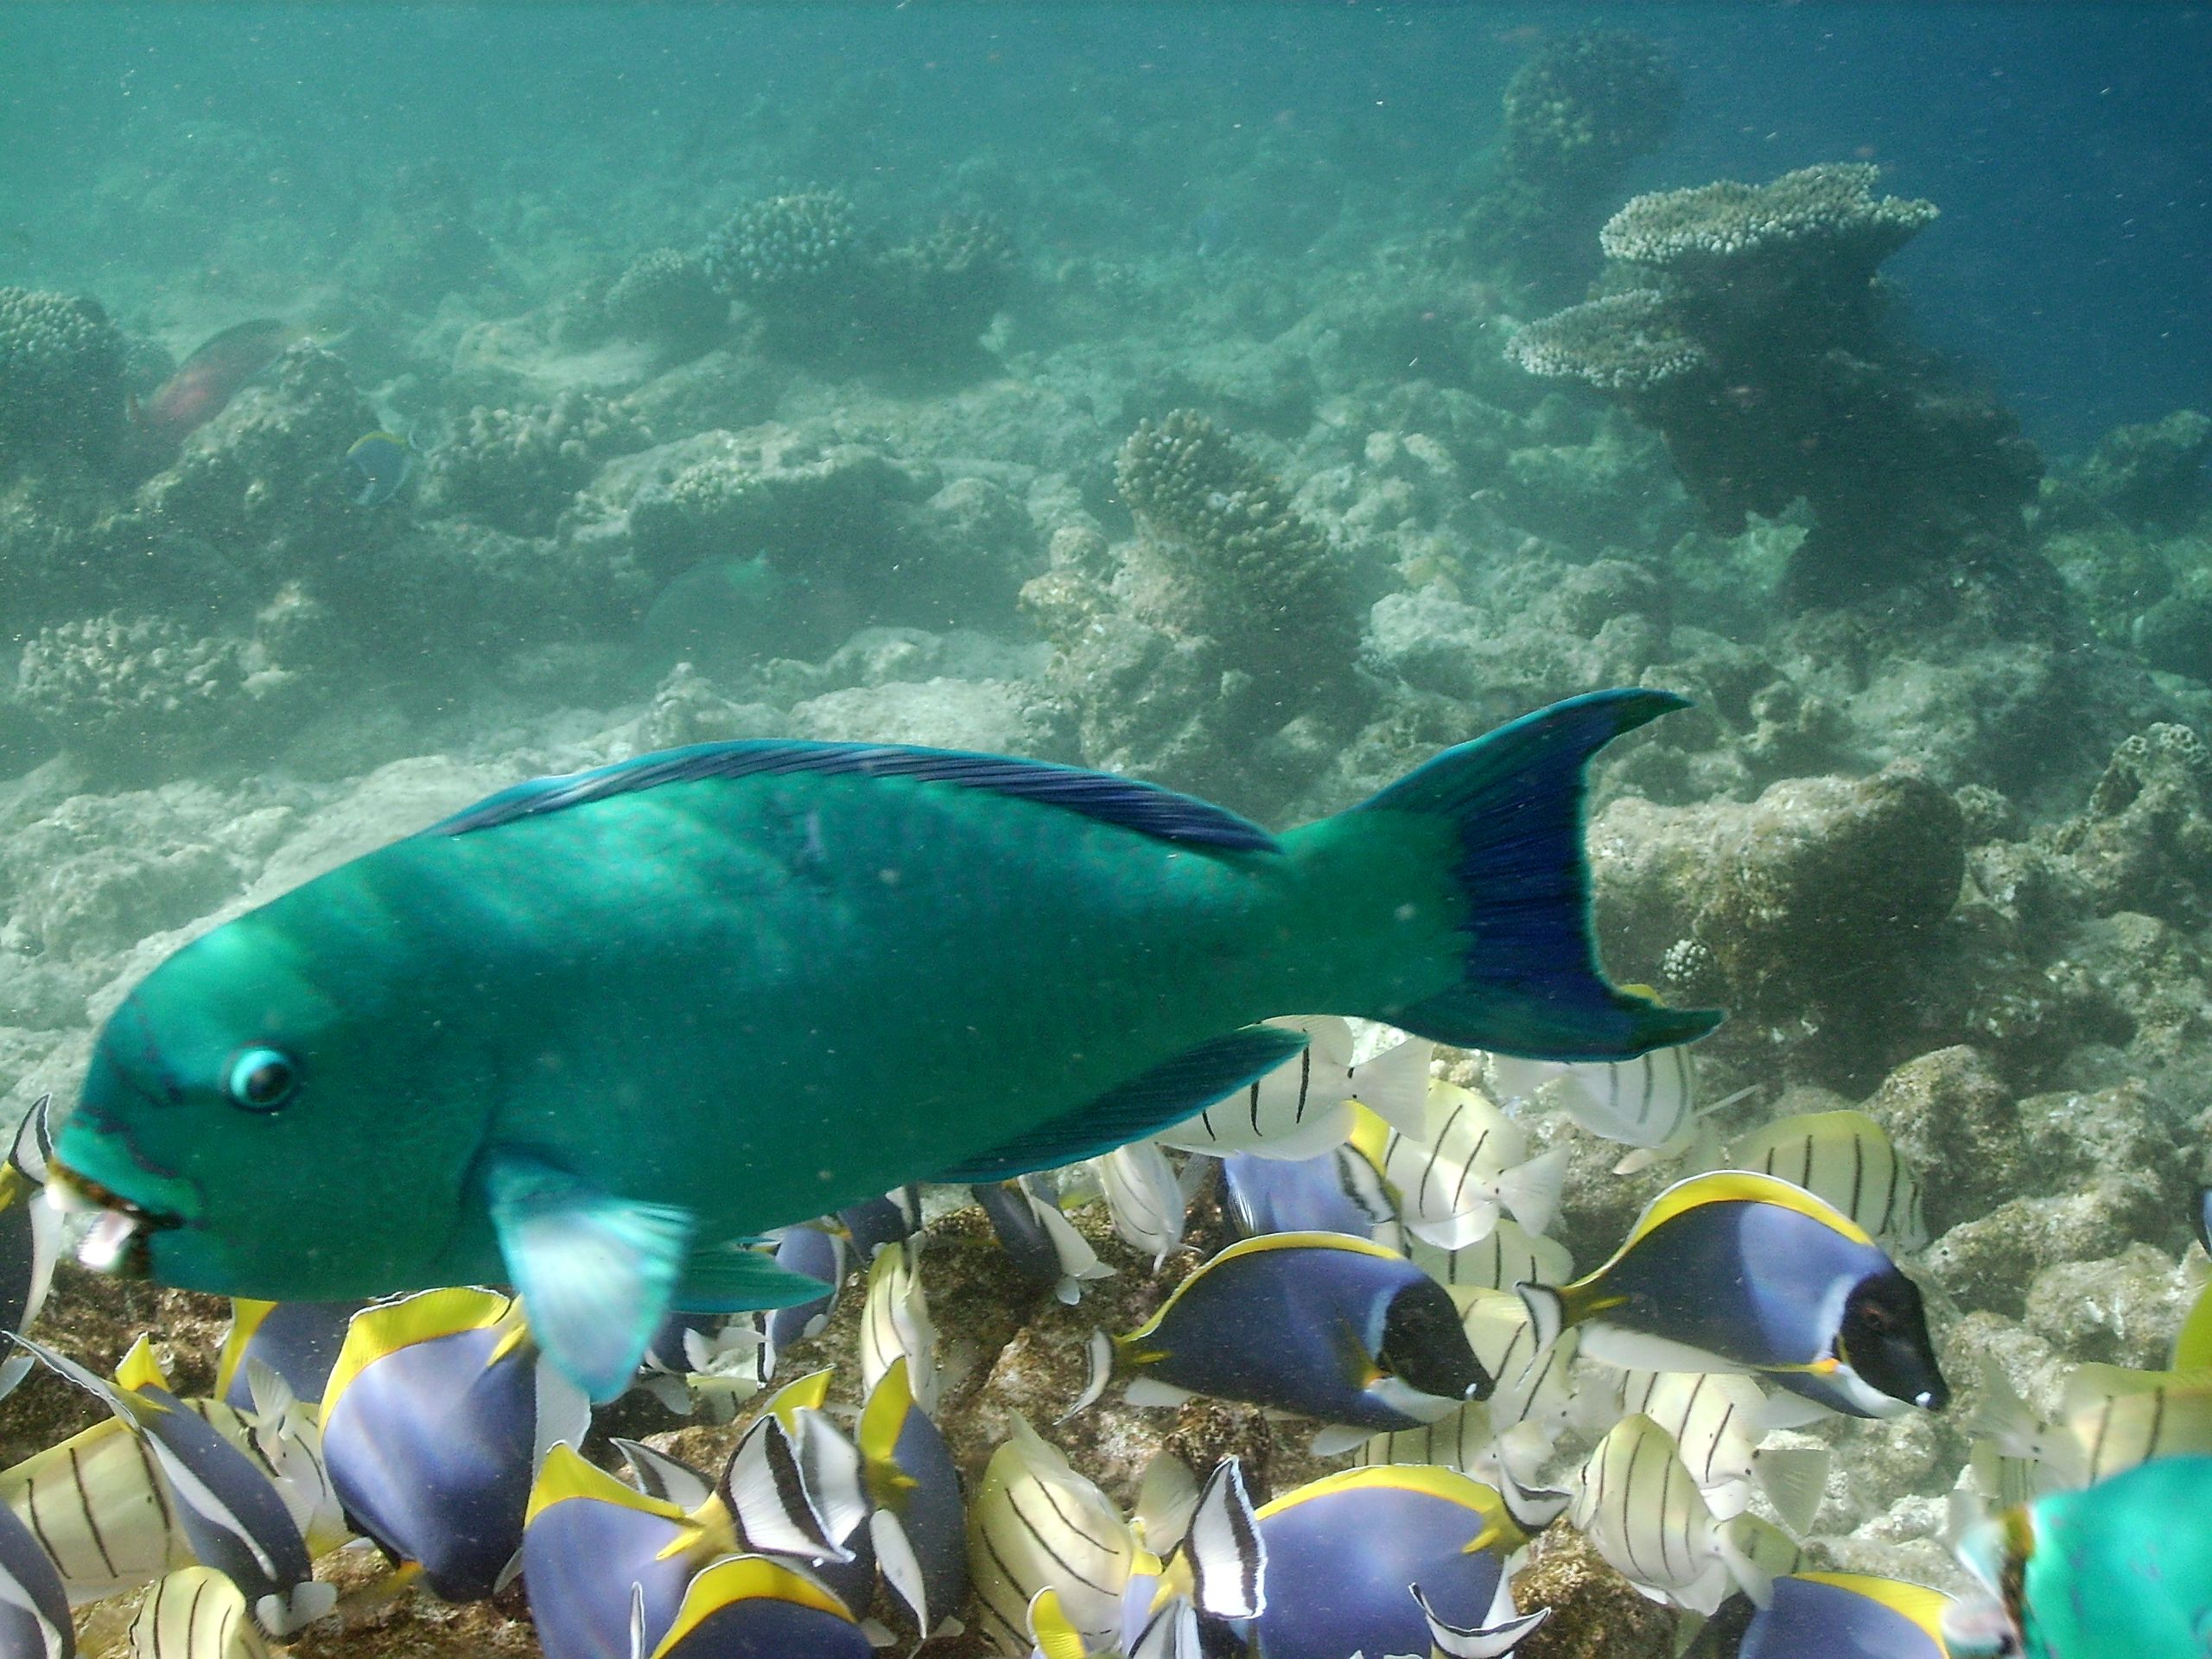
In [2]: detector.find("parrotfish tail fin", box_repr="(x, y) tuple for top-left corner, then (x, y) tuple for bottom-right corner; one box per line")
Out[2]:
(1351, 689), (1720, 1061)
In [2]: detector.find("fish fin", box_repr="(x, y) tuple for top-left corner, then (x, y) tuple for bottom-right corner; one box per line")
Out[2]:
(430, 741), (1280, 853)
(1344, 1033), (1433, 1138)
(1517, 1284), (1567, 1351)
(1751, 1446), (1830, 1536)
(1059, 1328), (1116, 1424)
(613, 1438), (715, 1511)
(1571, 1324), (1751, 1378)
(1126, 1376), (1197, 1409)
(480, 1148), (696, 1402)
(1338, 690), (1720, 1059)
(1749, 1391), (1836, 1433)
(871, 1508), (931, 1632)
(673, 1240), (832, 1313)
(1493, 1147), (1568, 1239)
(1414, 1586), (1551, 1659)
(1133, 1449), (1200, 1552)
(1307, 1421), (1376, 1459)
(1172, 1458), (1265, 1619)
(1027, 1589), (1090, 1659)
(791, 1411), (870, 1547)
(935, 1027), (1312, 1181)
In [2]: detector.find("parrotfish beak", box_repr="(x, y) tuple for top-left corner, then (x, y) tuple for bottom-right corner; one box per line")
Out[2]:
(46, 1158), (185, 1277)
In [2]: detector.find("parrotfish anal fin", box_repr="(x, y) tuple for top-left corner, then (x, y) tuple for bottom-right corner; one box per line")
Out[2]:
(480, 1148), (696, 1403)
(429, 740), (1281, 854)
(671, 1241), (832, 1313)
(935, 1027), (1311, 1183)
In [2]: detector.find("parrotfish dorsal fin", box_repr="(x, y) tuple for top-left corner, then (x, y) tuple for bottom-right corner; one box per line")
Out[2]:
(425, 741), (1281, 854)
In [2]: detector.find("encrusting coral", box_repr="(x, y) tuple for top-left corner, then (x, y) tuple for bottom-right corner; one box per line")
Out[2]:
(1512, 165), (2043, 608)
(0, 286), (128, 472)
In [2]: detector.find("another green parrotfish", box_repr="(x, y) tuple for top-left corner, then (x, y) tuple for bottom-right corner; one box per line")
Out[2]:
(51, 690), (1715, 1403)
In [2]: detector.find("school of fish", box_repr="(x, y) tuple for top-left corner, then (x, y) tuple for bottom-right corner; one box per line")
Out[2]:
(0, 695), (2192, 1656)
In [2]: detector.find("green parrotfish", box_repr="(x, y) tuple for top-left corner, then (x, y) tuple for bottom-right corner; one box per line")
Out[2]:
(51, 690), (1716, 1402)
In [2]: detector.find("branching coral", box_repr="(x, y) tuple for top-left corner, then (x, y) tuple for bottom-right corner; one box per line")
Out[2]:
(423, 391), (651, 537)
(0, 287), (127, 471)
(1512, 165), (2040, 607)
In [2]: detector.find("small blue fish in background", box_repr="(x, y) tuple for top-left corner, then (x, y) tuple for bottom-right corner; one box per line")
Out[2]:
(318, 1287), (589, 1602)
(213, 1298), (363, 1411)
(840, 1186), (925, 1262)
(1190, 206), (1230, 257)
(975, 1179), (1113, 1303)
(1519, 1170), (1949, 1419)
(1249, 1465), (1546, 1659)
(858, 1356), (967, 1640)
(1740, 1571), (1952, 1659)
(343, 430), (415, 506)
(0, 1493), (72, 1659)
(647, 1555), (875, 1659)
(633, 1309), (772, 1420)
(0, 1096), (60, 1402)
(1220, 1141), (1395, 1240)
(1114, 1231), (1489, 1452)
(13, 1335), (334, 1635)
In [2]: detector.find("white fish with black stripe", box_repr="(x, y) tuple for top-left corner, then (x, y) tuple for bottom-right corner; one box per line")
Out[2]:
(1582, 1370), (1830, 1535)
(1155, 1016), (1429, 1161)
(1453, 1287), (1579, 1440)
(129, 1565), (270, 1659)
(861, 1239), (940, 1416)
(1569, 1414), (1774, 1615)
(1408, 1217), (1572, 1294)
(0, 1096), (60, 1402)
(969, 1414), (1143, 1653)
(1364, 1083), (1568, 1251)
(1715, 1110), (1929, 1251)
(976, 1178), (1116, 1304)
(12, 1336), (334, 1634)
(1490, 1032), (1707, 1154)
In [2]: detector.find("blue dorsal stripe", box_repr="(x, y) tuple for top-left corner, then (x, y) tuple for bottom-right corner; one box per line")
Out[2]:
(425, 740), (1281, 853)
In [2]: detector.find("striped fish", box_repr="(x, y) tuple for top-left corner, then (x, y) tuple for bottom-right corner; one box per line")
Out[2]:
(968, 1415), (1139, 1654)
(861, 1241), (939, 1416)
(1353, 1396), (1497, 1473)
(130, 1566), (271, 1659)
(0, 1096), (60, 1402)
(1720, 1111), (1928, 1250)
(1453, 1287), (1578, 1436)
(1096, 1142), (1186, 1268)
(1570, 1414), (1766, 1616)
(975, 1180), (1113, 1305)
(1980, 1358), (2212, 1489)
(1407, 1216), (1572, 1293)
(1595, 1371), (1829, 1535)
(1362, 1083), (1568, 1250)
(1156, 1017), (1429, 1162)
(1491, 1039), (1699, 1152)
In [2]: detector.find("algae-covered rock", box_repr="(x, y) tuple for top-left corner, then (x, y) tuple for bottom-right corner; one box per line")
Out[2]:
(423, 390), (652, 537)
(1510, 1520), (1677, 1659)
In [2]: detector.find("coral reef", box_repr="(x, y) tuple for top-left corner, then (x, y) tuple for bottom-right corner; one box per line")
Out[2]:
(1464, 30), (1681, 297)
(1512, 166), (2044, 607)
(600, 248), (729, 353)
(422, 391), (652, 537)
(0, 287), (127, 472)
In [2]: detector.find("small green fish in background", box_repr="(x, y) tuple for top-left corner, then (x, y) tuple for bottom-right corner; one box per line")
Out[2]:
(1950, 1454), (2212, 1659)
(1740, 1572), (1952, 1659)
(1520, 1169), (1949, 1418)
(343, 429), (414, 505)
(52, 690), (1716, 1403)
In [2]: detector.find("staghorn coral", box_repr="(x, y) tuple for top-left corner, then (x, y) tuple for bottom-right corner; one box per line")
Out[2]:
(423, 391), (651, 537)
(1514, 166), (2041, 607)
(0, 286), (127, 471)
(601, 248), (730, 352)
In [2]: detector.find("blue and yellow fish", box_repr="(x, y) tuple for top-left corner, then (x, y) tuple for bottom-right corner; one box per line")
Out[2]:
(319, 1287), (588, 1601)
(1742, 1572), (1950, 1659)
(213, 1299), (362, 1411)
(1520, 1171), (1948, 1417)
(51, 693), (1715, 1403)
(645, 1555), (874, 1659)
(344, 430), (413, 506)
(857, 1355), (966, 1637)
(0, 1493), (71, 1659)
(1116, 1232), (1489, 1437)
(1249, 1465), (1545, 1659)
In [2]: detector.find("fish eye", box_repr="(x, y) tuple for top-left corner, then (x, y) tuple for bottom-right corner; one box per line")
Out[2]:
(225, 1046), (299, 1112)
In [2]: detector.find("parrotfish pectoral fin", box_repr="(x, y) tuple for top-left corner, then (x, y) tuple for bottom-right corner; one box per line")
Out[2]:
(934, 1027), (1313, 1183)
(671, 1241), (832, 1313)
(1352, 688), (1722, 1060)
(480, 1149), (697, 1403)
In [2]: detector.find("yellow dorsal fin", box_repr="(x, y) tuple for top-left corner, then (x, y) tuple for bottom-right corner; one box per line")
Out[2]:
(651, 1556), (851, 1657)
(213, 1300), (278, 1402)
(1119, 1231), (1406, 1347)
(115, 1334), (171, 1395)
(761, 1366), (833, 1433)
(1570, 1170), (1871, 1294)
(323, 1287), (512, 1413)
(859, 1357), (922, 1509)
(1253, 1464), (1519, 1548)
(526, 1440), (692, 1528)
(1792, 1572), (1953, 1643)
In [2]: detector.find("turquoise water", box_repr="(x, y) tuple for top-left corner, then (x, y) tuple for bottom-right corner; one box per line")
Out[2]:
(1, 7), (2209, 1658)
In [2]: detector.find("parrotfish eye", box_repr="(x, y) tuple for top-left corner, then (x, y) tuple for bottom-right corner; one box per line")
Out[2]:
(225, 1046), (300, 1112)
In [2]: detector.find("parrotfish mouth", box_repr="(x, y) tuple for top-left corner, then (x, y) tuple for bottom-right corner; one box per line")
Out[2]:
(45, 1161), (181, 1278)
